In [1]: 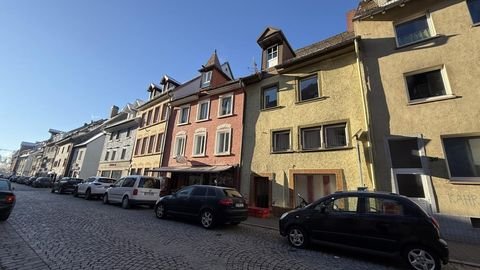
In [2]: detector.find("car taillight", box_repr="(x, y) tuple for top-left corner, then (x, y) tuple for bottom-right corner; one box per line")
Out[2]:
(5, 195), (15, 204)
(219, 198), (233, 206)
(431, 216), (440, 230)
(133, 189), (138, 195)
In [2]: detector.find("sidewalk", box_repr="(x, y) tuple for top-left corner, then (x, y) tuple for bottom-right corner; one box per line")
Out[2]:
(243, 216), (480, 268)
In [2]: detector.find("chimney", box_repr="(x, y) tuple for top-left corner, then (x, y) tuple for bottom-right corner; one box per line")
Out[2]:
(110, 105), (119, 118)
(346, 9), (356, 32)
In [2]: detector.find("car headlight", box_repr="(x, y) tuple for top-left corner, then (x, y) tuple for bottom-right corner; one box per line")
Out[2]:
(280, 212), (289, 220)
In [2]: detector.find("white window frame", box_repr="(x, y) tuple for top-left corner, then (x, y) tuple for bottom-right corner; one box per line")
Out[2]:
(403, 65), (453, 104)
(192, 130), (207, 157)
(178, 105), (190, 125)
(394, 13), (436, 48)
(441, 133), (480, 183)
(173, 134), (187, 158)
(196, 99), (210, 122)
(215, 127), (232, 156)
(324, 123), (349, 148)
(218, 93), (234, 117)
(201, 71), (212, 88)
(266, 45), (278, 68)
(272, 130), (291, 153)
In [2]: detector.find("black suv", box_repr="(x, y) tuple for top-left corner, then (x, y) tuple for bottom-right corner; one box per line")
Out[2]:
(154, 185), (248, 229)
(279, 191), (448, 270)
(51, 177), (83, 194)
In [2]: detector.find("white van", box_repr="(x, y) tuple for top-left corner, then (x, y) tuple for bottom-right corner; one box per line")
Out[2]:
(103, 175), (161, 209)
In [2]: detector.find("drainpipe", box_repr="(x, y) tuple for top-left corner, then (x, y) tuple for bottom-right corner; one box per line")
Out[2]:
(354, 38), (377, 190)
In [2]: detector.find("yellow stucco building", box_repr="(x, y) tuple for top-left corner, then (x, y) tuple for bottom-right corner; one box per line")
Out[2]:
(241, 28), (374, 216)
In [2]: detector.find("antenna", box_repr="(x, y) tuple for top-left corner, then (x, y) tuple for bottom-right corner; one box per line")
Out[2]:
(253, 57), (258, 73)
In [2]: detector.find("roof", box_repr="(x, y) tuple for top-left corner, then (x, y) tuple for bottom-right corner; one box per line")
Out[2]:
(73, 132), (104, 147)
(354, 0), (410, 20)
(202, 51), (222, 71)
(170, 76), (202, 102)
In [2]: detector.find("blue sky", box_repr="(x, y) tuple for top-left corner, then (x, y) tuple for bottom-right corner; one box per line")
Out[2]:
(0, 0), (359, 151)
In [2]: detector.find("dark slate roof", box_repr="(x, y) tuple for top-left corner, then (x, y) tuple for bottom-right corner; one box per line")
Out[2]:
(354, 0), (410, 19)
(278, 31), (356, 68)
(171, 76), (202, 102)
(202, 51), (222, 71)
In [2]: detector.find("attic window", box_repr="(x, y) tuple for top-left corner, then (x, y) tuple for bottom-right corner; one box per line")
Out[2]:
(201, 71), (212, 88)
(266, 45), (278, 68)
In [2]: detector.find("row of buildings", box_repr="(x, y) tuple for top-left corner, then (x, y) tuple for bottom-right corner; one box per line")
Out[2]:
(10, 0), (480, 220)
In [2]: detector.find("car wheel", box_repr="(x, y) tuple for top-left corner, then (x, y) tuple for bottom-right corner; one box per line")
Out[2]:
(200, 209), (215, 229)
(403, 245), (441, 270)
(155, 203), (167, 219)
(58, 187), (63, 194)
(231, 221), (241, 226)
(85, 189), (91, 200)
(287, 226), (308, 248)
(51, 188), (55, 193)
(0, 212), (10, 221)
(121, 196), (130, 209)
(73, 188), (78, 197)
(103, 194), (109, 204)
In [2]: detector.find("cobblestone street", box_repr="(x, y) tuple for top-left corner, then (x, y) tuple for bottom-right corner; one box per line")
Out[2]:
(0, 185), (474, 270)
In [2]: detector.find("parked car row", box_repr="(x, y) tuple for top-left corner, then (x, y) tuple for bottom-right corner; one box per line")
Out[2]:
(9, 175), (54, 188)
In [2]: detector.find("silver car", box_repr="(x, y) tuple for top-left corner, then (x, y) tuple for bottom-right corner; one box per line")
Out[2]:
(74, 176), (116, 200)
(103, 175), (161, 209)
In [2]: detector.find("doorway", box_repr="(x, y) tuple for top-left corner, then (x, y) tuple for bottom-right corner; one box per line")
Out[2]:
(253, 177), (270, 208)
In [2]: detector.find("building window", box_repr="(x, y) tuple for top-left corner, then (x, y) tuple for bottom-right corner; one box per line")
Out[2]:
(156, 133), (164, 153)
(135, 139), (141, 156)
(101, 171), (111, 177)
(115, 131), (120, 140)
(405, 68), (450, 102)
(111, 150), (116, 161)
(110, 133), (114, 140)
(443, 135), (480, 181)
(218, 94), (233, 117)
(120, 148), (127, 160)
(178, 106), (190, 125)
(215, 128), (231, 155)
(395, 14), (434, 47)
(197, 100), (210, 121)
(468, 0), (480, 24)
(324, 123), (347, 148)
(161, 105), (168, 121)
(67, 145), (70, 152)
(126, 128), (131, 138)
(111, 170), (122, 179)
(63, 158), (67, 166)
(272, 130), (290, 152)
(299, 75), (319, 102)
(141, 113), (146, 128)
(104, 151), (110, 161)
(153, 106), (160, 123)
(266, 45), (278, 68)
(193, 132), (206, 157)
(146, 110), (153, 126)
(174, 135), (186, 157)
(262, 85), (278, 109)
(201, 71), (212, 88)
(77, 151), (83, 161)
(301, 127), (322, 150)
(148, 135), (155, 154)
(141, 137), (148, 155)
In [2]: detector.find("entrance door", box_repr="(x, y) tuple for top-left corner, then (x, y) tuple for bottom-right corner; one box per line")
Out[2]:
(254, 177), (269, 208)
(387, 137), (435, 213)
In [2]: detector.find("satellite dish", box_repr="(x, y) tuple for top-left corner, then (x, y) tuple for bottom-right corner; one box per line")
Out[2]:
(175, 156), (187, 164)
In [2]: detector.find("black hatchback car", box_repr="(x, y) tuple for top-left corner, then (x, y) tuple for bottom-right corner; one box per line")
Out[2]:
(0, 179), (16, 221)
(154, 185), (248, 229)
(279, 191), (448, 270)
(51, 177), (83, 194)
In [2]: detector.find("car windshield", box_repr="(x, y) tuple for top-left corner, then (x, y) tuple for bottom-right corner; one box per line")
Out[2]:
(223, 189), (242, 198)
(138, 177), (160, 189)
(98, 178), (115, 183)
(0, 180), (10, 191)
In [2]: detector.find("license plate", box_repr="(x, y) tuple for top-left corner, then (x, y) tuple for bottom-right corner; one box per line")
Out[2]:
(235, 203), (244, 208)
(144, 192), (154, 196)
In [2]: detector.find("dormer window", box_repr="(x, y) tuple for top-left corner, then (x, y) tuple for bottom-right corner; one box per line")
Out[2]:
(201, 71), (212, 88)
(266, 45), (278, 68)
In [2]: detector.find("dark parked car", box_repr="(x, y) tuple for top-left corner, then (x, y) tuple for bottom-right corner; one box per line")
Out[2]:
(8, 176), (18, 183)
(154, 185), (248, 229)
(33, 177), (53, 188)
(51, 177), (83, 194)
(26, 177), (37, 186)
(279, 191), (448, 270)
(16, 176), (28, 185)
(0, 179), (16, 221)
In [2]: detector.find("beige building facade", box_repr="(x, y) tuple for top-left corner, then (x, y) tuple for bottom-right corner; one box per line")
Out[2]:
(241, 28), (374, 215)
(354, 0), (480, 216)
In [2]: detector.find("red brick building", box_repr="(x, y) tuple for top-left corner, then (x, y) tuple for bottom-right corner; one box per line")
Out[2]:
(154, 52), (244, 192)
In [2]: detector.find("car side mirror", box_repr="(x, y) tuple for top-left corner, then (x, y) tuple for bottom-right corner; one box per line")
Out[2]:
(109, 184), (114, 188)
